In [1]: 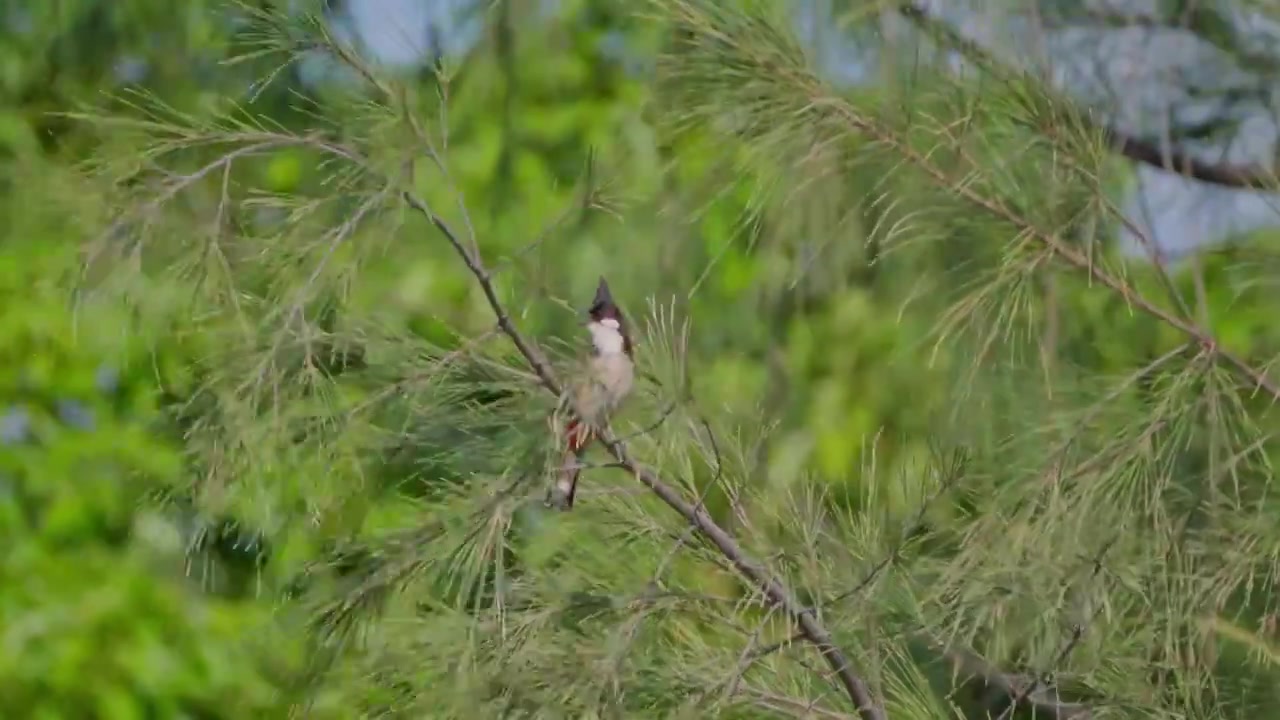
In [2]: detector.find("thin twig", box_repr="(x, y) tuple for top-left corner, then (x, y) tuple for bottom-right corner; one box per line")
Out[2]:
(741, 688), (856, 719)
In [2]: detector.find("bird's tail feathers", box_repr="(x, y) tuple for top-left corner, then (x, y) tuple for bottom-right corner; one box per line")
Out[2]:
(546, 418), (593, 511)
(546, 450), (582, 511)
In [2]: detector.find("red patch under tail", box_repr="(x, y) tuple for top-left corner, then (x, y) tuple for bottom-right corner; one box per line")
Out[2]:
(564, 418), (593, 453)
(546, 418), (594, 510)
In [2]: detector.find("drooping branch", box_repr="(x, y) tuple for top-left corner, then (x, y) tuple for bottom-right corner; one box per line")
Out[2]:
(891, 3), (1280, 401)
(653, 0), (1279, 399)
(897, 3), (1280, 190)
(809, 95), (1280, 401)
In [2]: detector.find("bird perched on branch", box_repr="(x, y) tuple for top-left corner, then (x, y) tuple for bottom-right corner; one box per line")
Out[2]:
(545, 277), (635, 510)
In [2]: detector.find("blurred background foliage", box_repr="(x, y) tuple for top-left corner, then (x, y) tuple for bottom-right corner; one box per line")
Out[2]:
(5, 0), (1280, 718)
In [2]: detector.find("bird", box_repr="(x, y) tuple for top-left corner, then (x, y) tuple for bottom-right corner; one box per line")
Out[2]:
(545, 277), (635, 510)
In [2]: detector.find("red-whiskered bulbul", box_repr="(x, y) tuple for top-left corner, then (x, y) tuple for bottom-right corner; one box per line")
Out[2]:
(545, 277), (635, 510)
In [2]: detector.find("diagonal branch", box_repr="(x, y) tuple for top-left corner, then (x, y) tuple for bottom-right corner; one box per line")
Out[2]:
(941, 644), (1093, 720)
(399, 192), (561, 395)
(891, 3), (1280, 402)
(897, 3), (1279, 190)
(776, 75), (1279, 402)
(398, 181), (886, 720)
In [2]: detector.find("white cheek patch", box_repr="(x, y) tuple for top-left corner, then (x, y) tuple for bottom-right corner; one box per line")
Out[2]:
(589, 322), (626, 354)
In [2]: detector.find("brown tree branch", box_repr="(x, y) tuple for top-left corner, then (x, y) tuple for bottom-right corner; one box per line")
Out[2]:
(398, 186), (886, 720)
(898, 3), (1280, 190)
(891, 4), (1280, 402)
(941, 645), (1093, 720)
(808, 92), (1280, 405)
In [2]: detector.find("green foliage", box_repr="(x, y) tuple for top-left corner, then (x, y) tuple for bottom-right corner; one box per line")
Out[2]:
(0, 240), (301, 717)
(5, 0), (1280, 718)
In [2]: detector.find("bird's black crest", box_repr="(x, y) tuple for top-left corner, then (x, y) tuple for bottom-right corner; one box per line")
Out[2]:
(588, 276), (621, 322)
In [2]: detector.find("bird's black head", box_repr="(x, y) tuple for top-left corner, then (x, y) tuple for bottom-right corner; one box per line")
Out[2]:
(585, 276), (632, 356)
(587, 276), (622, 323)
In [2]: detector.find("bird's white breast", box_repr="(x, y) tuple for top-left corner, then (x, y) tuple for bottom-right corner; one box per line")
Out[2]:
(591, 350), (634, 404)
(589, 319), (626, 356)
(573, 319), (633, 422)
